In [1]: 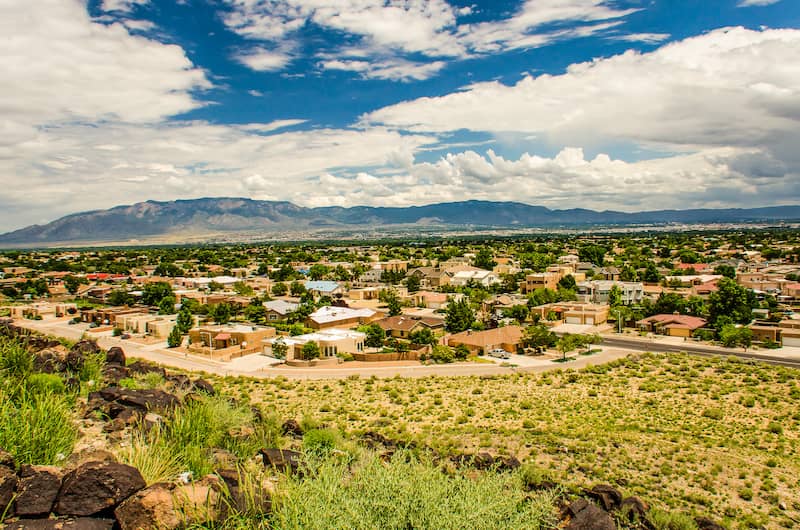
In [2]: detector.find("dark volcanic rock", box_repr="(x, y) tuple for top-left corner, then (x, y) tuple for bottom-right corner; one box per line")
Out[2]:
(105, 347), (126, 366)
(191, 379), (215, 395)
(0, 465), (19, 514)
(450, 452), (521, 472)
(126, 362), (165, 378)
(5, 517), (115, 529)
(564, 499), (616, 530)
(584, 484), (623, 512)
(15, 465), (64, 516)
(100, 364), (129, 385)
(695, 517), (727, 530)
(54, 461), (146, 516)
(259, 448), (303, 474)
(280, 419), (303, 438)
(0, 448), (16, 470)
(93, 387), (179, 414)
(619, 496), (649, 523)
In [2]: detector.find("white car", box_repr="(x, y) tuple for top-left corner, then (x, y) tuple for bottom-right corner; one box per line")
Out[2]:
(488, 348), (511, 359)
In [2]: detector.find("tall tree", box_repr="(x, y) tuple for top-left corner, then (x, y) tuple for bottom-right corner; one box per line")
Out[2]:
(445, 297), (475, 333)
(708, 277), (756, 326)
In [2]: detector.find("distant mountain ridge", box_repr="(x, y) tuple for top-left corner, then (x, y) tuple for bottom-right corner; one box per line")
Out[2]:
(1, 197), (799, 246)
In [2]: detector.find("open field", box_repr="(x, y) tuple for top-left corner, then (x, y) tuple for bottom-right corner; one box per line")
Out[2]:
(209, 353), (800, 528)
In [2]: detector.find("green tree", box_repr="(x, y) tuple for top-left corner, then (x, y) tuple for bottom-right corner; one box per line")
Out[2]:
(445, 297), (475, 333)
(619, 265), (638, 282)
(244, 304), (266, 324)
(453, 344), (470, 360)
(141, 281), (173, 306)
(271, 337), (288, 359)
(608, 284), (623, 308)
(233, 281), (254, 296)
(108, 289), (134, 306)
(501, 304), (529, 324)
(301, 341), (320, 360)
(579, 245), (607, 266)
(409, 327), (436, 346)
(714, 265), (737, 279)
(708, 277), (756, 326)
(719, 325), (753, 350)
(521, 324), (557, 351)
(654, 292), (686, 315)
(272, 283), (288, 296)
(558, 274), (577, 290)
(176, 306), (194, 333)
(405, 274), (421, 293)
(364, 323), (386, 348)
(290, 281), (306, 297)
(63, 275), (85, 295)
(167, 325), (182, 348)
(472, 248), (496, 270)
(208, 303), (232, 324)
(642, 261), (661, 283)
(380, 289), (402, 317)
(556, 334), (579, 362)
(158, 296), (176, 315)
(308, 264), (330, 281)
(208, 281), (223, 292)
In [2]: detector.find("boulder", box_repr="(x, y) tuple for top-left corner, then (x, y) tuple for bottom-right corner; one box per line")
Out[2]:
(450, 452), (520, 472)
(165, 374), (190, 389)
(64, 451), (118, 471)
(126, 362), (165, 378)
(0, 448), (16, 470)
(564, 499), (616, 530)
(25, 337), (62, 353)
(34, 349), (68, 374)
(0, 465), (19, 515)
(695, 517), (727, 530)
(584, 484), (623, 512)
(114, 483), (181, 530)
(191, 379), (215, 395)
(619, 496), (649, 523)
(70, 340), (100, 356)
(105, 347), (126, 366)
(362, 431), (397, 450)
(5, 517), (115, 529)
(15, 465), (64, 516)
(100, 364), (129, 385)
(96, 387), (180, 413)
(54, 461), (146, 517)
(259, 448), (303, 474)
(281, 419), (303, 438)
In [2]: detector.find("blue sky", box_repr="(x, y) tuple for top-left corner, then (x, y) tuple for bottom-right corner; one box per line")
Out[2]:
(1, 0), (799, 230)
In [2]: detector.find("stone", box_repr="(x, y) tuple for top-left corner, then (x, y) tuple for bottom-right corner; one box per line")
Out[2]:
(564, 499), (616, 530)
(0, 466), (19, 515)
(15, 465), (64, 516)
(105, 347), (126, 366)
(259, 448), (303, 474)
(191, 379), (215, 395)
(64, 450), (118, 471)
(114, 483), (182, 530)
(165, 374), (190, 389)
(619, 496), (649, 523)
(281, 419), (303, 438)
(695, 517), (727, 530)
(126, 362), (165, 378)
(584, 484), (623, 512)
(54, 461), (146, 517)
(5, 517), (115, 529)
(0, 448), (16, 470)
(100, 364), (129, 385)
(70, 340), (100, 356)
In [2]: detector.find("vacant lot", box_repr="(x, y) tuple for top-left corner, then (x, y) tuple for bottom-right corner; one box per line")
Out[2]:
(217, 353), (800, 528)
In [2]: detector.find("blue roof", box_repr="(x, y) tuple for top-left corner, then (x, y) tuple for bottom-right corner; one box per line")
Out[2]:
(303, 280), (340, 293)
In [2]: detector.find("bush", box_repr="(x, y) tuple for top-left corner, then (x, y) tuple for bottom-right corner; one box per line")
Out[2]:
(648, 509), (699, 530)
(767, 422), (783, 434)
(26, 373), (66, 395)
(701, 407), (723, 420)
(269, 451), (558, 530)
(0, 388), (76, 465)
(302, 428), (339, 454)
(0, 336), (34, 379)
(430, 345), (454, 364)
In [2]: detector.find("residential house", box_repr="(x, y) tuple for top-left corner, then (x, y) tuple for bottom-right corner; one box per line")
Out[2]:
(522, 272), (560, 293)
(375, 315), (445, 339)
(303, 280), (343, 297)
(263, 328), (365, 360)
(306, 306), (381, 330)
(529, 302), (609, 326)
(188, 324), (275, 357)
(447, 326), (525, 356)
(449, 269), (500, 287)
(577, 281), (644, 305)
(406, 267), (452, 289)
(637, 314), (707, 338)
(263, 300), (299, 322)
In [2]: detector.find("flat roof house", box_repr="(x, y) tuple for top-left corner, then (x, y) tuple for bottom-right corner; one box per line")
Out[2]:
(263, 328), (366, 361)
(306, 305), (381, 330)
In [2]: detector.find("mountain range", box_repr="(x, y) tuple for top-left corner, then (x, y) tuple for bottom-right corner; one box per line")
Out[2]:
(1, 197), (799, 246)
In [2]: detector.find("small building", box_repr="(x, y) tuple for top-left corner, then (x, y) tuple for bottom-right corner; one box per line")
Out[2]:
(447, 325), (525, 356)
(188, 324), (276, 358)
(263, 328), (366, 360)
(522, 272), (560, 293)
(637, 314), (707, 338)
(577, 281), (644, 305)
(530, 302), (609, 326)
(375, 315), (445, 339)
(263, 299), (299, 322)
(449, 270), (500, 287)
(303, 281), (343, 297)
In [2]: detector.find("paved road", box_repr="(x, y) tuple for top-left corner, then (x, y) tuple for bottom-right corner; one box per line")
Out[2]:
(600, 335), (800, 368)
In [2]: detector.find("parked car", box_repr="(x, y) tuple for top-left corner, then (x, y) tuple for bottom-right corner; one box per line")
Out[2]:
(120, 333), (131, 340)
(488, 348), (511, 359)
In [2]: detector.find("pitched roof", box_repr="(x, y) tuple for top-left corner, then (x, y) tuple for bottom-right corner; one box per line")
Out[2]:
(264, 299), (299, 315)
(375, 315), (444, 332)
(308, 305), (376, 324)
(638, 314), (707, 330)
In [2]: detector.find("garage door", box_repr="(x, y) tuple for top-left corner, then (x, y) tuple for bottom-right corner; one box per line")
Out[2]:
(783, 337), (800, 347)
(566, 316), (580, 324)
(585, 317), (594, 325)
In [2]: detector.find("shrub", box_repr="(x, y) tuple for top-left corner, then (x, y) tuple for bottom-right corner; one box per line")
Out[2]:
(0, 337), (33, 379)
(767, 422), (783, 435)
(116, 430), (185, 485)
(701, 407), (723, 420)
(0, 388), (76, 465)
(648, 509), (699, 530)
(78, 352), (106, 384)
(26, 373), (66, 395)
(302, 428), (339, 454)
(269, 451), (558, 530)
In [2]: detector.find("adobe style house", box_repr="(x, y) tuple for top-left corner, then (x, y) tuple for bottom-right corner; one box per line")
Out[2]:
(188, 324), (275, 359)
(529, 302), (609, 326)
(405, 267), (452, 289)
(577, 280), (644, 305)
(263, 328), (366, 361)
(303, 281), (343, 297)
(306, 306), (381, 330)
(375, 315), (445, 339)
(449, 269), (500, 287)
(447, 325), (524, 355)
(637, 314), (707, 338)
(522, 272), (560, 293)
